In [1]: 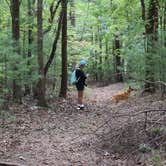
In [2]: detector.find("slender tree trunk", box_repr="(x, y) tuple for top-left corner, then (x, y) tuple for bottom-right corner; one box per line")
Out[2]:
(140, 0), (147, 61)
(94, 31), (99, 81)
(91, 28), (96, 81)
(94, 50), (98, 81)
(44, 9), (63, 76)
(36, 0), (47, 106)
(2, 54), (9, 110)
(69, 0), (75, 27)
(113, 35), (123, 82)
(105, 38), (109, 62)
(99, 35), (103, 81)
(59, 0), (68, 98)
(140, 0), (146, 21)
(98, 26), (103, 81)
(27, 0), (34, 59)
(105, 38), (109, 80)
(10, 0), (22, 102)
(162, 1), (166, 95)
(25, 0), (35, 95)
(164, 1), (166, 46)
(144, 0), (159, 92)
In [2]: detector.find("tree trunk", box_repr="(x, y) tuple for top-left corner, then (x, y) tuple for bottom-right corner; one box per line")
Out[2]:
(94, 33), (98, 81)
(69, 0), (75, 27)
(105, 38), (109, 80)
(113, 35), (123, 82)
(10, 0), (22, 102)
(28, 0), (34, 59)
(164, 1), (166, 46)
(44, 9), (63, 76)
(91, 28), (97, 81)
(95, 50), (98, 81)
(59, 0), (68, 98)
(98, 26), (103, 81)
(140, 0), (146, 21)
(36, 0), (47, 106)
(161, 1), (166, 95)
(99, 34), (103, 81)
(25, 0), (35, 95)
(144, 0), (159, 92)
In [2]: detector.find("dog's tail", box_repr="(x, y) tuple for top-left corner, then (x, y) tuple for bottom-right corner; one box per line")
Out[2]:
(111, 96), (117, 103)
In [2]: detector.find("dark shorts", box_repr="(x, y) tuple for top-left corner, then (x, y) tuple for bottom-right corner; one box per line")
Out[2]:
(76, 83), (84, 91)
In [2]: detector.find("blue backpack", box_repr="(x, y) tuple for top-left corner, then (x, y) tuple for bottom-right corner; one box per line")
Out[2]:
(70, 70), (80, 85)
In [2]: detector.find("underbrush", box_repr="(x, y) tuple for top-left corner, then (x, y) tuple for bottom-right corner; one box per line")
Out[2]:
(96, 109), (166, 165)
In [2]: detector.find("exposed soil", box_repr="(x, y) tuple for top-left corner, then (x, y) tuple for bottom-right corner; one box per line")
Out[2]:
(0, 83), (166, 166)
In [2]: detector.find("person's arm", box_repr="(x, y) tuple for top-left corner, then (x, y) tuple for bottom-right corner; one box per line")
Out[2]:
(76, 69), (87, 85)
(82, 71), (87, 86)
(75, 69), (81, 80)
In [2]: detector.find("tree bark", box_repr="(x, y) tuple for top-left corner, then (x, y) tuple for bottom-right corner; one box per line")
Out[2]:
(10, 0), (22, 102)
(113, 35), (123, 82)
(140, 0), (146, 21)
(144, 0), (159, 92)
(25, 0), (35, 95)
(36, 0), (47, 106)
(161, 1), (166, 95)
(69, 0), (75, 27)
(27, 0), (34, 59)
(164, 1), (166, 46)
(44, 9), (63, 76)
(98, 26), (103, 81)
(105, 38), (110, 81)
(59, 0), (68, 98)
(99, 31), (103, 81)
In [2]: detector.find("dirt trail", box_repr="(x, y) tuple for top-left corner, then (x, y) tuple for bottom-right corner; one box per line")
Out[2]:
(87, 83), (125, 105)
(0, 84), (165, 166)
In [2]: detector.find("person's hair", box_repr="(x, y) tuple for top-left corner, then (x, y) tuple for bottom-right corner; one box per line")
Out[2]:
(79, 64), (85, 68)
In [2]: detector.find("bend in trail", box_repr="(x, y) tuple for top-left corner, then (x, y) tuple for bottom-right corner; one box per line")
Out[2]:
(87, 83), (124, 104)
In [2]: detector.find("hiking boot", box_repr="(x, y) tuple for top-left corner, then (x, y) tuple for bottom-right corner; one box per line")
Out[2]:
(79, 106), (84, 110)
(76, 104), (84, 110)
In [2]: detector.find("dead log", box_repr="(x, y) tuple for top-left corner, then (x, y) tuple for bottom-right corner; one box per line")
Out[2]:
(0, 162), (19, 166)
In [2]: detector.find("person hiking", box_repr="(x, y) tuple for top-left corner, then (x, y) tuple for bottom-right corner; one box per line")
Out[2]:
(75, 60), (87, 110)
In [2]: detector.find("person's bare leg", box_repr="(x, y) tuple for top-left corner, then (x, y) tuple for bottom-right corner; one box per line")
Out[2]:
(78, 91), (83, 104)
(80, 91), (83, 105)
(77, 91), (84, 109)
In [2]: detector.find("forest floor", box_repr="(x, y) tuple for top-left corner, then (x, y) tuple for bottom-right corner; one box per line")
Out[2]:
(0, 83), (166, 166)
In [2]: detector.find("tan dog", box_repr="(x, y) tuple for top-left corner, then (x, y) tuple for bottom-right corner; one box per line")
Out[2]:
(112, 86), (133, 103)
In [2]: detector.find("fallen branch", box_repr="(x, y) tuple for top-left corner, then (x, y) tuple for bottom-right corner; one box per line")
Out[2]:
(0, 162), (19, 166)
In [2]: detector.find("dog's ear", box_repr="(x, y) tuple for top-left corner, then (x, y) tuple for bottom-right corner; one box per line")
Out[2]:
(129, 86), (134, 91)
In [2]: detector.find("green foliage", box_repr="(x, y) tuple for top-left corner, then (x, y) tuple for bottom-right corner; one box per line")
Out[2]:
(151, 127), (166, 137)
(151, 155), (162, 166)
(0, 110), (16, 128)
(139, 143), (152, 153)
